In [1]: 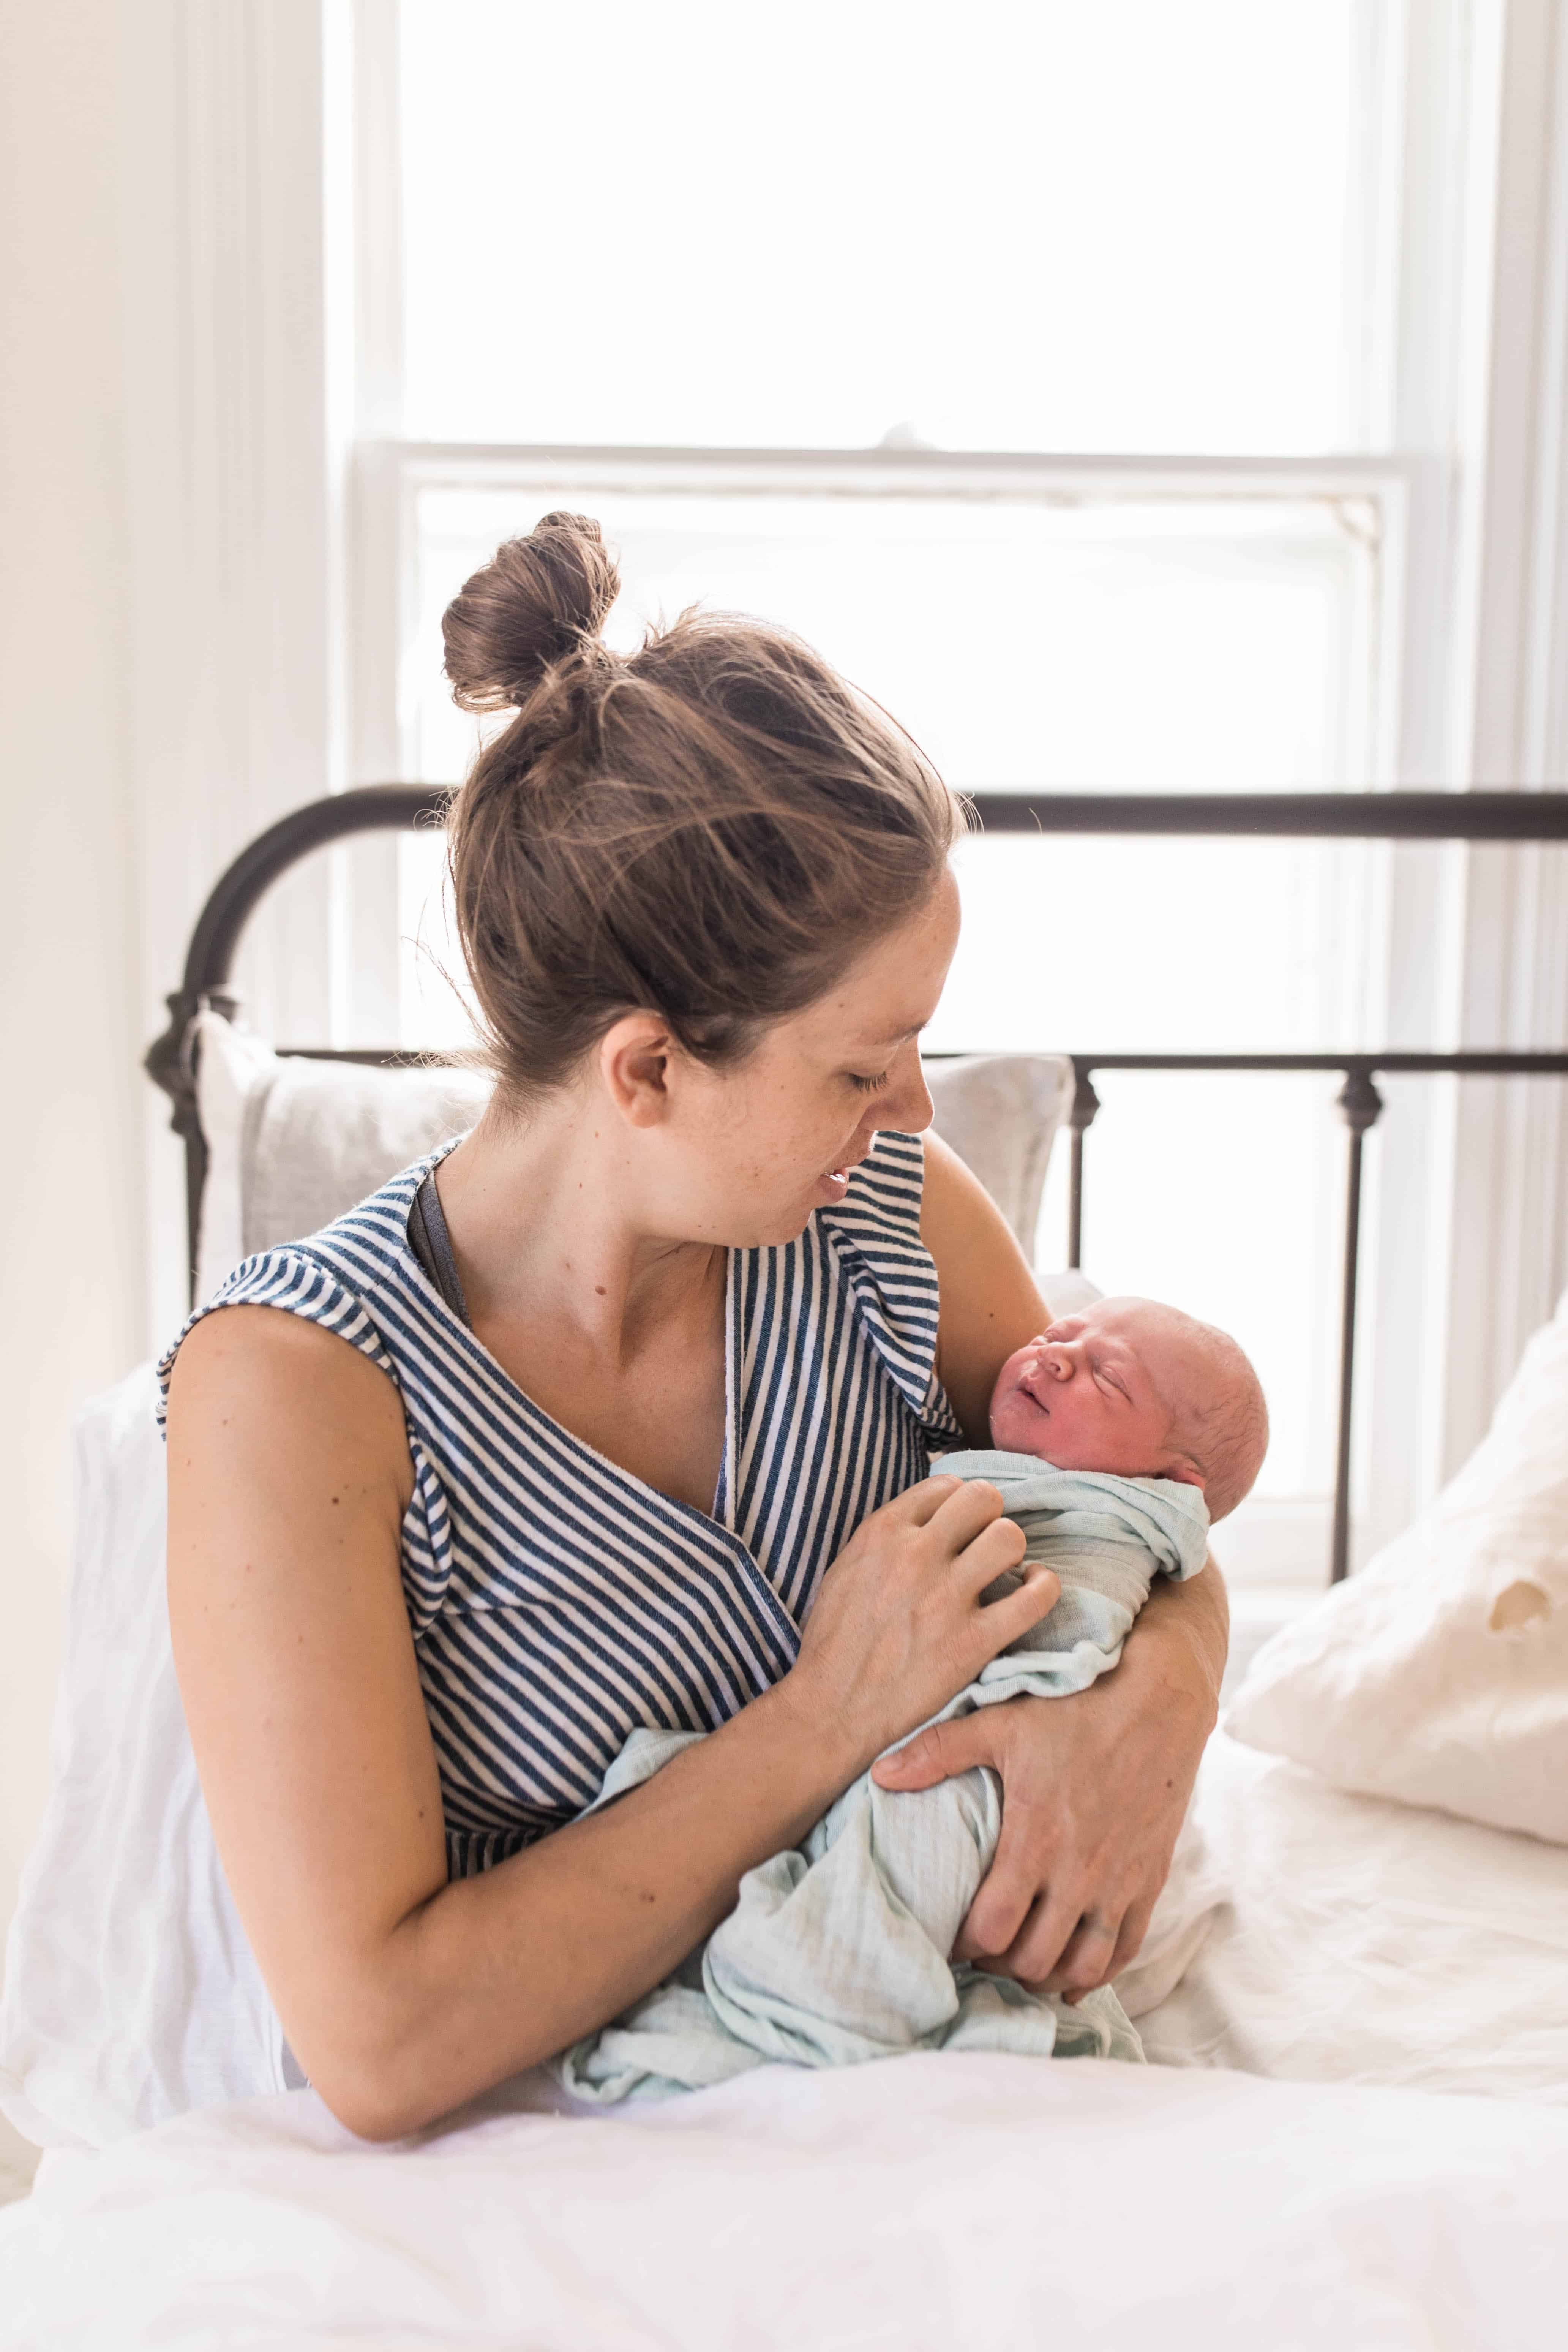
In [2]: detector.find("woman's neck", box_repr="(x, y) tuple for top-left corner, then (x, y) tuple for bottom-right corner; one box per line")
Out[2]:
(430, 1087), (722, 1366)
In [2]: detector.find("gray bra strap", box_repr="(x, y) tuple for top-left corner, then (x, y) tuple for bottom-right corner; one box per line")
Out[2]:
(407, 1171), (471, 1328)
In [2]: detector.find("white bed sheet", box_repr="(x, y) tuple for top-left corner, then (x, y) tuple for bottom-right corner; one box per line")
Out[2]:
(4, 2051), (1568, 2352)
(1134, 1731), (1568, 2102)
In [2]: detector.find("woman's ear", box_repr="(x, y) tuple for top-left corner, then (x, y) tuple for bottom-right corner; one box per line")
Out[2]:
(597, 1012), (679, 1128)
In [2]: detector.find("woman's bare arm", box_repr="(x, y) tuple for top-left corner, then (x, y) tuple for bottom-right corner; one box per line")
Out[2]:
(913, 1132), (1228, 1990)
(166, 1305), (1057, 2140)
(921, 1131), (1050, 1442)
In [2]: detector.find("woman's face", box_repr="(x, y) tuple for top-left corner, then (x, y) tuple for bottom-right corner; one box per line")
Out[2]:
(649, 865), (962, 1248)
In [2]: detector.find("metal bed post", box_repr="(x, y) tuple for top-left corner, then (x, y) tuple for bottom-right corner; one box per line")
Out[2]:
(1331, 1070), (1384, 1584)
(1066, 1061), (1100, 1272)
(144, 785), (449, 1297)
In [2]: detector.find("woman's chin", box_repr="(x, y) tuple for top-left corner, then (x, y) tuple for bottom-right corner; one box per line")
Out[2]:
(734, 1200), (821, 1248)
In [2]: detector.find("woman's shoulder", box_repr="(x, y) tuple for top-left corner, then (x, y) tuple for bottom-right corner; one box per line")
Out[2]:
(155, 1149), (447, 1437)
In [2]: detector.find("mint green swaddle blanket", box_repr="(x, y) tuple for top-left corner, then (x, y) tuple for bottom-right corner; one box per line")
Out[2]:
(556, 1460), (1210, 2103)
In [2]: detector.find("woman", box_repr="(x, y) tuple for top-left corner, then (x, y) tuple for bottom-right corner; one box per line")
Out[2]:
(164, 514), (1227, 2141)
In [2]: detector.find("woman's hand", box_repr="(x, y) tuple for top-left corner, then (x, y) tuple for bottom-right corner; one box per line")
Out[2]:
(784, 1477), (1061, 1771)
(870, 1561), (1228, 1996)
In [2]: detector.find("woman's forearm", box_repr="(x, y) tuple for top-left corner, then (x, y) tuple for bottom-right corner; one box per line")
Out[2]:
(1124, 1551), (1229, 1724)
(313, 1676), (861, 2139)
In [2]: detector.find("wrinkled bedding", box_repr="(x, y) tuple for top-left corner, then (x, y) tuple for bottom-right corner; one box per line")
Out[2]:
(1132, 1731), (1568, 2101)
(6, 1734), (1566, 2348)
(5, 2052), (1568, 2351)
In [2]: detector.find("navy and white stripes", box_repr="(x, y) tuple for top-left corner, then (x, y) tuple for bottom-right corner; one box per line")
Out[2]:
(159, 1129), (963, 1880)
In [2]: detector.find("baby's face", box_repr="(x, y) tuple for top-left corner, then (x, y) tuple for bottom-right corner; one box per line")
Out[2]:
(988, 1298), (1206, 1493)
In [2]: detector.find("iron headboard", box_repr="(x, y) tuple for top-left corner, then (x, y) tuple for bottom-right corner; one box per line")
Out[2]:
(146, 787), (1568, 1584)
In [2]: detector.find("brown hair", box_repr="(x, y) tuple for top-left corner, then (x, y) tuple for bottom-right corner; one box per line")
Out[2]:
(441, 512), (960, 1101)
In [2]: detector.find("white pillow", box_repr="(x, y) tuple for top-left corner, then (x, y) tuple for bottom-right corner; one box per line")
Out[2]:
(0, 1367), (285, 2150)
(193, 1013), (1073, 1300)
(921, 1051), (1073, 1263)
(193, 1015), (491, 1305)
(1226, 1284), (1568, 1845)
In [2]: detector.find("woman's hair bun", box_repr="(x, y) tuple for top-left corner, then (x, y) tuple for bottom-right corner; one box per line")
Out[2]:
(442, 511), (620, 712)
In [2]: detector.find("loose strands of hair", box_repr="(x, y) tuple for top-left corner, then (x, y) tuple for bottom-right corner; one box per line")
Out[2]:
(442, 515), (962, 1105)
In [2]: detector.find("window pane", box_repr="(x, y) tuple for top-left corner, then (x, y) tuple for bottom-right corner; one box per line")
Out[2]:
(406, 482), (1378, 793)
(400, 0), (1366, 452)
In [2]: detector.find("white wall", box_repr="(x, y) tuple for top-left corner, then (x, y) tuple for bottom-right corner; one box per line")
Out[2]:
(0, 0), (146, 1941)
(0, 0), (340, 1961)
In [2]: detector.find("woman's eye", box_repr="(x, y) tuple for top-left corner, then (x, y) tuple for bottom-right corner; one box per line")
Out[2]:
(848, 1069), (891, 1094)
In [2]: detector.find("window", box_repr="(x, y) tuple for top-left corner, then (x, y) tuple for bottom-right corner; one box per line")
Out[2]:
(397, 1), (1368, 454)
(336, 1), (1559, 1590)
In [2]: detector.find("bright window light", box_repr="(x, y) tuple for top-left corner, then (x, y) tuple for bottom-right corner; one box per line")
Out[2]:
(399, 0), (1363, 452)
(381, 0), (1398, 1576)
(407, 484), (1375, 794)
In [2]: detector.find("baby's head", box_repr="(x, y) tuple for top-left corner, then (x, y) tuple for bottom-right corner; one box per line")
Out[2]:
(988, 1296), (1268, 1522)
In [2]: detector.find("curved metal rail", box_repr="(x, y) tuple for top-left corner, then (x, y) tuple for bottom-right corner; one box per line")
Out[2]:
(148, 785), (1568, 1581)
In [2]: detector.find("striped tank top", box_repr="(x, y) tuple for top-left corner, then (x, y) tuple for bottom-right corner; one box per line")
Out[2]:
(158, 1127), (963, 1879)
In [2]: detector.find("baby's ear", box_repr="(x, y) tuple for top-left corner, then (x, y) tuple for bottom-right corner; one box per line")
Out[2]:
(1164, 1461), (1206, 1492)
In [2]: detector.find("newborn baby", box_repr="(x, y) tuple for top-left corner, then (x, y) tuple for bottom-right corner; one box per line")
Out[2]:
(950, 1295), (1268, 1676)
(985, 1295), (1266, 1516)
(558, 1295), (1268, 2104)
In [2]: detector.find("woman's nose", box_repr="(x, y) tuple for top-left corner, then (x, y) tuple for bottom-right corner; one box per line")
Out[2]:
(878, 1042), (933, 1136)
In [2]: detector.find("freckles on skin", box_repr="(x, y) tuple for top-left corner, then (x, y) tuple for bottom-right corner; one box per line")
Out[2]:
(671, 869), (960, 1244)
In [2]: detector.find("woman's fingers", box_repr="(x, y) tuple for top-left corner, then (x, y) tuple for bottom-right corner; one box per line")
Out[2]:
(976, 1561), (1060, 1644)
(951, 1848), (1042, 1964)
(1042, 1911), (1123, 2002)
(1103, 1894), (1155, 1985)
(870, 1709), (992, 1790)
(922, 1475), (1010, 1554)
(881, 1473), (963, 1527)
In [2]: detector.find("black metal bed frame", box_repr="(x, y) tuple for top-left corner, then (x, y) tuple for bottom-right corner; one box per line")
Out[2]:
(146, 787), (1568, 1586)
